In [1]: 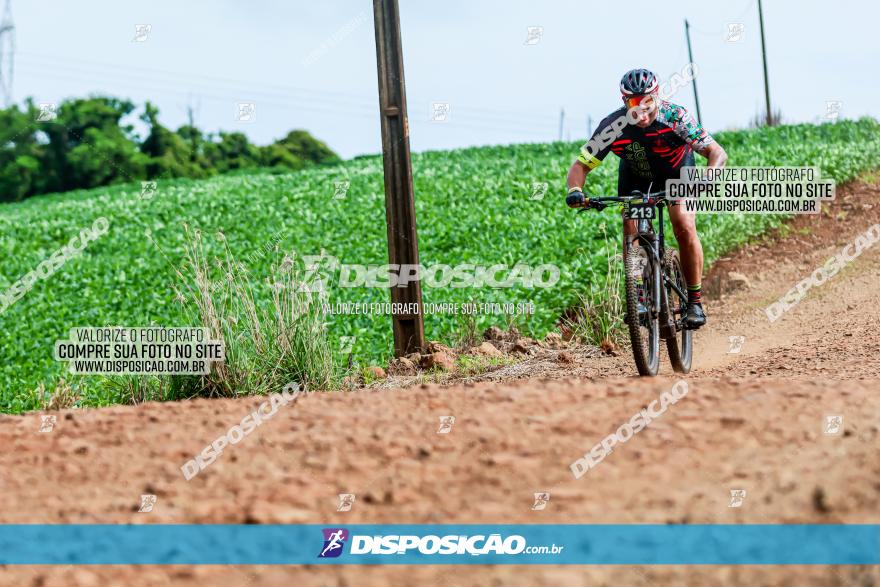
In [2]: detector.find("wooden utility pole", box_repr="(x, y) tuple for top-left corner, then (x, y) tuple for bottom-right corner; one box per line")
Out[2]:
(558, 108), (565, 141)
(757, 0), (773, 125)
(684, 20), (703, 126)
(372, 0), (425, 356)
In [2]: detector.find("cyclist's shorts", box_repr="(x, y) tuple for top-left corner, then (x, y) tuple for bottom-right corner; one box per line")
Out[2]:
(617, 153), (696, 207)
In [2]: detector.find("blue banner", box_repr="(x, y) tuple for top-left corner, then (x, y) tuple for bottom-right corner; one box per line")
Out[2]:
(1, 524), (877, 565)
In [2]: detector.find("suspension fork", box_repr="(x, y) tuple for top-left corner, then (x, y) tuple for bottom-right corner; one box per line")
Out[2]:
(625, 216), (664, 320)
(637, 230), (661, 318)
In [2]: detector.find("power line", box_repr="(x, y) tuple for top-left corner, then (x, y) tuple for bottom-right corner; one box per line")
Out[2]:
(19, 50), (372, 104)
(680, 0), (757, 38)
(18, 51), (558, 128)
(20, 59), (557, 136)
(0, 0), (14, 106)
(736, 0), (757, 22)
(19, 63), (557, 139)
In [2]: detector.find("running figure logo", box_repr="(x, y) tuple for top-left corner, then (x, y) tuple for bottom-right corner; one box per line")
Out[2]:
(523, 26), (543, 45)
(728, 489), (747, 508)
(318, 528), (349, 558)
(530, 182), (548, 201)
(39, 415), (56, 432)
(531, 492), (550, 511)
(437, 416), (455, 434)
(140, 181), (158, 200)
(333, 180), (350, 200)
(725, 23), (745, 43)
(337, 493), (355, 512)
(823, 415), (843, 435)
(727, 335), (745, 354)
(36, 103), (57, 122)
(138, 494), (157, 513)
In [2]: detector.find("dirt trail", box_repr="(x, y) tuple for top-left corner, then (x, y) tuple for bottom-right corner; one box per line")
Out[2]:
(695, 179), (880, 380)
(1, 180), (879, 586)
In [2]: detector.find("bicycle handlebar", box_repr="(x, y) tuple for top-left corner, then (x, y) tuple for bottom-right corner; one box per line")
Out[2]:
(573, 189), (667, 211)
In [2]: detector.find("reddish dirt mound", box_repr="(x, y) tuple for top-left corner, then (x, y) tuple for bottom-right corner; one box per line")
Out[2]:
(1, 179), (879, 586)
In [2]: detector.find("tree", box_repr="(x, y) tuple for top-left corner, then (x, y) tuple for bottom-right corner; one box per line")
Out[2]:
(0, 96), (341, 200)
(0, 104), (42, 201)
(39, 96), (148, 192)
(205, 131), (261, 173)
(140, 101), (207, 179)
(271, 129), (339, 166)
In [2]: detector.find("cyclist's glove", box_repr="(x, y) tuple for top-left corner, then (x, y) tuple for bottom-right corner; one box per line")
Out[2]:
(566, 189), (586, 208)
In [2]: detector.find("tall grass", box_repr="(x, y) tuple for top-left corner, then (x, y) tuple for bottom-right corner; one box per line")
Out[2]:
(564, 223), (626, 350)
(175, 225), (335, 394)
(101, 226), (336, 404)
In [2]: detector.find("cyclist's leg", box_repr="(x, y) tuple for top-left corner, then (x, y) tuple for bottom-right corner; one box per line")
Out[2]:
(667, 154), (703, 290)
(619, 163), (652, 323)
(668, 199), (703, 285)
(618, 161), (642, 255)
(668, 153), (706, 327)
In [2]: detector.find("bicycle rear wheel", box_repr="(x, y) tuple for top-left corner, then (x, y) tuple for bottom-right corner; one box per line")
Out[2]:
(624, 240), (660, 376)
(663, 249), (693, 373)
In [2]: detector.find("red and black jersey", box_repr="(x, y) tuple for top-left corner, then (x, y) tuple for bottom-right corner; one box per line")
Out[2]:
(577, 100), (714, 182)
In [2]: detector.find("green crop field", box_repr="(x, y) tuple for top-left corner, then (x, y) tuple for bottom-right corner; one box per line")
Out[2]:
(1, 119), (879, 412)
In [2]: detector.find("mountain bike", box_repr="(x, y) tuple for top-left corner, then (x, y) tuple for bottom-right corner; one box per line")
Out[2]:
(574, 190), (692, 376)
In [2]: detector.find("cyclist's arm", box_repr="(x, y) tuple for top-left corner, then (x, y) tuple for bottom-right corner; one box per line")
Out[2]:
(568, 145), (604, 191)
(694, 142), (728, 168)
(567, 113), (618, 191)
(667, 103), (728, 168)
(567, 160), (590, 192)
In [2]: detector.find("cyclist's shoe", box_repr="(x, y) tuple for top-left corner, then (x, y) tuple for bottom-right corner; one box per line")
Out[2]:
(683, 302), (707, 330)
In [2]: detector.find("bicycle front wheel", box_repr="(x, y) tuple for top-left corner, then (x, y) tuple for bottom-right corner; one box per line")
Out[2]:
(624, 240), (660, 376)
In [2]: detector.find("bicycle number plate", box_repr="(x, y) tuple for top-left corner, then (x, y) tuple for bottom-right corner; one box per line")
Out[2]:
(626, 204), (655, 220)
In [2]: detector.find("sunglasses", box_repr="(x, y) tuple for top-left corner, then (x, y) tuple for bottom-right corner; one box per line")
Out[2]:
(623, 93), (657, 111)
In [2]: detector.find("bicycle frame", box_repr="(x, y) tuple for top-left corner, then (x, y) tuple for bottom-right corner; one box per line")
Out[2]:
(643, 205), (688, 315)
(575, 189), (694, 375)
(579, 190), (688, 327)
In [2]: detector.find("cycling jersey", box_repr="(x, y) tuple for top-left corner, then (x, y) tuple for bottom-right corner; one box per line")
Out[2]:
(577, 100), (714, 195)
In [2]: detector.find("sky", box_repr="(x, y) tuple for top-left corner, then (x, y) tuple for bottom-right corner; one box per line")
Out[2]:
(8, 0), (879, 159)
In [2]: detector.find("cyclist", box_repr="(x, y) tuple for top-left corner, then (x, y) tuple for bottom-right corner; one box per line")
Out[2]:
(566, 68), (727, 329)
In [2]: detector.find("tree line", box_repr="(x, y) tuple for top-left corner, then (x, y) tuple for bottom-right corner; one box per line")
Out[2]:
(0, 96), (340, 202)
